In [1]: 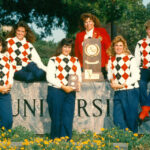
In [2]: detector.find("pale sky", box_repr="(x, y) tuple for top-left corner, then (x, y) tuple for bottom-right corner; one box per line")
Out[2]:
(143, 0), (150, 5)
(43, 28), (66, 43)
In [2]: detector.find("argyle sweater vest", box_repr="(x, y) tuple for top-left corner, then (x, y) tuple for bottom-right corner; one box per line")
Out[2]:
(0, 53), (11, 86)
(50, 55), (79, 85)
(137, 38), (150, 69)
(7, 37), (33, 71)
(110, 55), (139, 90)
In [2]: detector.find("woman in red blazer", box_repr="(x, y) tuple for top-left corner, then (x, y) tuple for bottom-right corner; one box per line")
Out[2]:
(75, 13), (111, 79)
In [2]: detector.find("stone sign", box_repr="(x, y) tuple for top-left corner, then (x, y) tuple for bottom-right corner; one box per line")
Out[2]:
(11, 81), (150, 134)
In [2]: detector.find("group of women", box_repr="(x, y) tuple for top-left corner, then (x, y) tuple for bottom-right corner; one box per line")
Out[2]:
(0, 12), (150, 140)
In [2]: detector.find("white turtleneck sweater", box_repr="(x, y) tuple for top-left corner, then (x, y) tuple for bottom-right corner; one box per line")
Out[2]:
(46, 54), (82, 88)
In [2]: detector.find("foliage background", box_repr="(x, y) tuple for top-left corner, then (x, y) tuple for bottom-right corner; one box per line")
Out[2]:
(0, 0), (150, 59)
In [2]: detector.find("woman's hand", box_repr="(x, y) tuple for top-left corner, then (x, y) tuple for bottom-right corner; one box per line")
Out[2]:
(110, 79), (124, 90)
(0, 84), (12, 94)
(61, 85), (74, 93)
(110, 82), (123, 90)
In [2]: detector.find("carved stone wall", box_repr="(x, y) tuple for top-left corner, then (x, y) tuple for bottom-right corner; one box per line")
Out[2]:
(11, 81), (150, 134)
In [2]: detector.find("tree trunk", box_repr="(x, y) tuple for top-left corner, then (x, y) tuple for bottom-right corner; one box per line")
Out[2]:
(111, 20), (117, 40)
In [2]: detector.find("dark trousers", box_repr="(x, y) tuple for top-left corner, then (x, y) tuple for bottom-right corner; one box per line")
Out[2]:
(113, 88), (139, 133)
(47, 86), (76, 140)
(139, 68), (150, 106)
(14, 62), (46, 82)
(0, 93), (13, 129)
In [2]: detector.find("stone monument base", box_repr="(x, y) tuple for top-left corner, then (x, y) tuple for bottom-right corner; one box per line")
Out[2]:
(11, 81), (150, 134)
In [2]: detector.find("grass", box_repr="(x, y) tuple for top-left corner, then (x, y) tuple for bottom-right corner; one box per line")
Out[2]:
(0, 126), (149, 149)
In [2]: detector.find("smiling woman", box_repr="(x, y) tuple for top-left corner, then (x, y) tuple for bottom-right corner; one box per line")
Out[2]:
(16, 27), (27, 41)
(107, 35), (140, 133)
(6, 21), (47, 82)
(46, 38), (82, 140)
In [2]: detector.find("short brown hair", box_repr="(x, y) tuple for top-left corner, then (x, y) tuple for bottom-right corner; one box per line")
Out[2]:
(107, 35), (130, 57)
(78, 13), (101, 31)
(55, 38), (75, 56)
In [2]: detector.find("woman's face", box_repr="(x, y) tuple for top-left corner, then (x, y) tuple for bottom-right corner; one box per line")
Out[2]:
(146, 27), (150, 38)
(62, 45), (72, 56)
(84, 18), (94, 31)
(114, 41), (124, 55)
(16, 27), (26, 40)
(0, 43), (2, 52)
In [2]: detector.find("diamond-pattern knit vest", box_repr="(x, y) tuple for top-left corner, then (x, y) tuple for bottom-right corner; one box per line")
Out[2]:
(0, 53), (11, 86)
(138, 38), (150, 69)
(7, 37), (32, 71)
(51, 55), (79, 85)
(110, 55), (138, 90)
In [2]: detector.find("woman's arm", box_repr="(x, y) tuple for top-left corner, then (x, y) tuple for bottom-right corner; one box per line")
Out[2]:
(46, 58), (62, 88)
(31, 45), (47, 72)
(125, 57), (140, 86)
(134, 42), (141, 68)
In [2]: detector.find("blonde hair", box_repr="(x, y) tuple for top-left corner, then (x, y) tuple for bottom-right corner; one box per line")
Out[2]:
(107, 35), (130, 57)
(144, 20), (150, 29)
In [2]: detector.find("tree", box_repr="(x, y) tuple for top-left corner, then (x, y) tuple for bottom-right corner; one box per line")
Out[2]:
(0, 0), (143, 38)
(0, 0), (148, 50)
(118, 0), (149, 53)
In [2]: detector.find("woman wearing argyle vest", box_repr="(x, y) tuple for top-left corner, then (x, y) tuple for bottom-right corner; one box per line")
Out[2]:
(107, 35), (140, 133)
(135, 20), (150, 121)
(0, 37), (14, 130)
(46, 38), (82, 140)
(6, 21), (46, 82)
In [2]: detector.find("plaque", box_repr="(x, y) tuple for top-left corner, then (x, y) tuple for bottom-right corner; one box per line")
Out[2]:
(68, 74), (78, 89)
(83, 38), (104, 81)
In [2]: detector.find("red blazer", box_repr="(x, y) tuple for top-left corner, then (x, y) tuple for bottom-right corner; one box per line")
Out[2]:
(75, 27), (111, 68)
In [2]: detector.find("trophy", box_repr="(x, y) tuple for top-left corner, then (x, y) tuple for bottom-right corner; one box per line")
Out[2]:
(68, 74), (79, 89)
(82, 38), (104, 81)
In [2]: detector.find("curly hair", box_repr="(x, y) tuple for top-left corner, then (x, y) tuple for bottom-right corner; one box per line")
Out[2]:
(54, 38), (75, 56)
(78, 13), (101, 31)
(7, 21), (36, 43)
(107, 35), (130, 57)
(0, 37), (8, 53)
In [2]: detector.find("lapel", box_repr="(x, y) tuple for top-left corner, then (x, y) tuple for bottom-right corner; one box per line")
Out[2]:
(93, 28), (102, 41)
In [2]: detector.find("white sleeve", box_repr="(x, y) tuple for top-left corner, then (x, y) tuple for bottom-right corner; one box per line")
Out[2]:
(76, 59), (82, 82)
(8, 64), (15, 85)
(107, 59), (113, 81)
(134, 42), (141, 67)
(46, 59), (62, 88)
(126, 57), (140, 86)
(31, 46), (47, 72)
